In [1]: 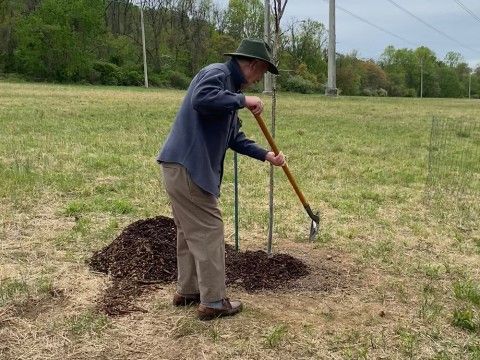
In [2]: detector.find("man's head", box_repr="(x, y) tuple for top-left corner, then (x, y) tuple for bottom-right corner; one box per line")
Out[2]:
(224, 39), (279, 87)
(235, 56), (270, 88)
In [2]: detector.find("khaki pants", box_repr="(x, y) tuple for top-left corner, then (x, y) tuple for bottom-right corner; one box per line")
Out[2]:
(161, 163), (226, 303)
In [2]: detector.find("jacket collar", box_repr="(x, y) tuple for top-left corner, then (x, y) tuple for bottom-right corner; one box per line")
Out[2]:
(226, 58), (246, 91)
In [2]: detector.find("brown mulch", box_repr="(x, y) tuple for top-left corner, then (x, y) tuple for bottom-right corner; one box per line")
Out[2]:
(88, 216), (310, 316)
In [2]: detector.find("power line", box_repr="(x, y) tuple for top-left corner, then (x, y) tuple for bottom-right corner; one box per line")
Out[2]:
(454, 0), (480, 25)
(322, 0), (419, 48)
(385, 0), (479, 55)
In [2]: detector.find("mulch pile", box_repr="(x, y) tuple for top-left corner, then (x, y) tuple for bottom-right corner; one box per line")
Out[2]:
(88, 216), (310, 316)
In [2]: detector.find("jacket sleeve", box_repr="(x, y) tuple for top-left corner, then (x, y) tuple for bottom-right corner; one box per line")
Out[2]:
(191, 69), (246, 114)
(228, 118), (268, 161)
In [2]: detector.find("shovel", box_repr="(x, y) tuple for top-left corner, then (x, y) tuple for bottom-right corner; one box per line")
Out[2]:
(253, 113), (320, 241)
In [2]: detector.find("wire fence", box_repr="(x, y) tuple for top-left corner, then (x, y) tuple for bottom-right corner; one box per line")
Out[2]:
(425, 116), (480, 229)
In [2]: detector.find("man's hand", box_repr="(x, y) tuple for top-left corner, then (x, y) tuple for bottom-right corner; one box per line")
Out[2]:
(245, 96), (264, 115)
(265, 151), (286, 167)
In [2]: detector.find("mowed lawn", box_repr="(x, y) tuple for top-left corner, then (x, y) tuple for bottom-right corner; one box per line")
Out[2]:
(1, 81), (479, 359)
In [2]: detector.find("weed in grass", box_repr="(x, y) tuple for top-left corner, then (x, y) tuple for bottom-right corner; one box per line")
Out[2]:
(302, 323), (315, 336)
(54, 217), (93, 251)
(452, 308), (477, 332)
(397, 328), (419, 359)
(432, 351), (452, 360)
(0, 278), (29, 306)
(315, 227), (334, 245)
(456, 130), (471, 138)
(468, 344), (480, 360)
(363, 238), (394, 264)
(64, 200), (87, 218)
(97, 218), (121, 245)
(67, 310), (110, 337)
(343, 346), (369, 360)
(209, 325), (220, 342)
(360, 190), (385, 204)
(377, 280), (409, 304)
(72, 217), (91, 235)
(423, 263), (444, 279)
(45, 172), (86, 193)
(330, 330), (366, 355)
(102, 198), (134, 215)
(151, 299), (170, 313)
(320, 308), (336, 322)
(263, 324), (288, 348)
(331, 144), (344, 153)
(419, 283), (443, 321)
(453, 280), (480, 306)
(172, 317), (205, 339)
(36, 277), (55, 296)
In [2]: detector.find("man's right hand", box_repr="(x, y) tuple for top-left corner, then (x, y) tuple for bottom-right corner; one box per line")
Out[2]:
(245, 96), (264, 115)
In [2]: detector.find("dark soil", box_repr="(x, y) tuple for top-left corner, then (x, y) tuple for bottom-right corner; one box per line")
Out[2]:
(88, 216), (310, 316)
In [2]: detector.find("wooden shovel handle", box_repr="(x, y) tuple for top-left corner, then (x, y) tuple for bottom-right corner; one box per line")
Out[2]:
(253, 113), (308, 207)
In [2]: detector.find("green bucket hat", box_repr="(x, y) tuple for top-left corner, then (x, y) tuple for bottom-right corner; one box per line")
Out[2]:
(224, 39), (279, 75)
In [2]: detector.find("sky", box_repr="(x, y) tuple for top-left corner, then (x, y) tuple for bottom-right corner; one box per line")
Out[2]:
(214, 0), (480, 69)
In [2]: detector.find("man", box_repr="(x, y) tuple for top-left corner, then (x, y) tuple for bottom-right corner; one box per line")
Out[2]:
(157, 39), (285, 321)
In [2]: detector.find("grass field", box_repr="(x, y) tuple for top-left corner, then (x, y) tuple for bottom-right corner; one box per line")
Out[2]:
(1, 81), (479, 359)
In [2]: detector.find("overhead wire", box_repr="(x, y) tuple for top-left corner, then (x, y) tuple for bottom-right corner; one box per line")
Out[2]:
(384, 0), (479, 54)
(453, 0), (480, 25)
(321, 0), (419, 48)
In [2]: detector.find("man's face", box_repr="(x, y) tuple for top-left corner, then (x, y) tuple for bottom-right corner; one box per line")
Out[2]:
(243, 60), (269, 88)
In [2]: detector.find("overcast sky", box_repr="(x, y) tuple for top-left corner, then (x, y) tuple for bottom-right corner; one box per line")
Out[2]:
(214, 0), (480, 68)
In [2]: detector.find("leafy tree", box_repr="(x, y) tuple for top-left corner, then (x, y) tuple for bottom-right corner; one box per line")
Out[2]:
(360, 60), (387, 92)
(438, 65), (462, 98)
(444, 51), (464, 68)
(336, 52), (362, 95)
(206, 32), (237, 64)
(0, 0), (41, 72)
(380, 46), (420, 97)
(14, 0), (105, 81)
(287, 19), (327, 80)
(414, 46), (440, 97)
(225, 0), (263, 40)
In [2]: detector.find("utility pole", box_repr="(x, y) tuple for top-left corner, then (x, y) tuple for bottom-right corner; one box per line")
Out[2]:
(140, 1), (149, 88)
(469, 72), (472, 99)
(420, 58), (423, 99)
(263, 0), (272, 94)
(325, 0), (337, 96)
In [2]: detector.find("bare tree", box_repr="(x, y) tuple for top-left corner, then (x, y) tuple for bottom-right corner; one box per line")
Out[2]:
(270, 0), (287, 123)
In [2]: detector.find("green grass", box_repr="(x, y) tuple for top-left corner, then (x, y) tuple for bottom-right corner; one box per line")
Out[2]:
(263, 323), (288, 348)
(0, 278), (29, 306)
(66, 310), (110, 337)
(1, 81), (479, 359)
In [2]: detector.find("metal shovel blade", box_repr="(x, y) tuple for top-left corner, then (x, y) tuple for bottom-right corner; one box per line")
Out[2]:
(305, 205), (320, 241)
(309, 213), (320, 241)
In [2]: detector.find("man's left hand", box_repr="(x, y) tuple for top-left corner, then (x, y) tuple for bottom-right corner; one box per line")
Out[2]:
(265, 151), (286, 167)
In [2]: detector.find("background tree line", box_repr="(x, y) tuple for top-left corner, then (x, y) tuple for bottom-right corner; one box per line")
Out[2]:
(1, 0), (479, 97)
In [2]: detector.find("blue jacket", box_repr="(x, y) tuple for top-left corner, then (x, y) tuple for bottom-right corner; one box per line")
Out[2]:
(157, 59), (268, 197)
